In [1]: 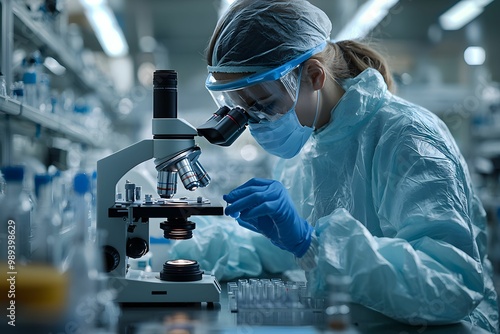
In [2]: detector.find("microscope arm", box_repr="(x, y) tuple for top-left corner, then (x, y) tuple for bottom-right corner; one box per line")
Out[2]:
(96, 137), (197, 276)
(97, 137), (198, 223)
(97, 139), (154, 226)
(96, 140), (153, 275)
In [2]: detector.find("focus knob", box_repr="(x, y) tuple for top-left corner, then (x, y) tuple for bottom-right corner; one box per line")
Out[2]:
(126, 238), (149, 259)
(103, 245), (120, 272)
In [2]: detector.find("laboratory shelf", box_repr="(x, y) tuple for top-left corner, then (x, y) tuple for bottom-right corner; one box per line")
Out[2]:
(11, 2), (116, 110)
(0, 96), (104, 147)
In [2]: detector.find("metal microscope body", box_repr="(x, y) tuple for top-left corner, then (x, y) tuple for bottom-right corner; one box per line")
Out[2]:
(96, 118), (196, 277)
(96, 70), (225, 304)
(96, 118), (222, 304)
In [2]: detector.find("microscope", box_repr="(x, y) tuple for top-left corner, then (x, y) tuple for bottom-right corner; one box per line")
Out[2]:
(96, 70), (249, 304)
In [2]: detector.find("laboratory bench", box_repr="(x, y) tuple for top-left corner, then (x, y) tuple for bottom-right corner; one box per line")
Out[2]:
(0, 283), (492, 334)
(114, 284), (490, 334)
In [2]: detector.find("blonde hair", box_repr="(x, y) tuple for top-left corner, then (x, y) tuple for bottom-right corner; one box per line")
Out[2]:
(312, 40), (395, 92)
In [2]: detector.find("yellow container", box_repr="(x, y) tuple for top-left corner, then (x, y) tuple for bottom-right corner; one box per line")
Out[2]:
(1, 263), (69, 325)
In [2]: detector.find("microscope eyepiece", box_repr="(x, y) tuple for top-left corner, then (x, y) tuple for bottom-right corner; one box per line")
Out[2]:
(197, 106), (249, 146)
(153, 70), (177, 119)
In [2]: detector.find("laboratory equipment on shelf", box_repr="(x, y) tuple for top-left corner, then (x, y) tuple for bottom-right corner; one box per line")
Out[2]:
(97, 69), (250, 304)
(22, 65), (37, 108)
(0, 71), (7, 96)
(0, 166), (33, 263)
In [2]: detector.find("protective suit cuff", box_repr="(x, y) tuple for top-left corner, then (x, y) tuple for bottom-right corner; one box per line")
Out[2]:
(296, 232), (318, 271)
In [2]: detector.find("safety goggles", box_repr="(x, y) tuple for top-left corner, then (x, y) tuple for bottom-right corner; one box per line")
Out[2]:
(206, 67), (301, 123)
(205, 42), (326, 123)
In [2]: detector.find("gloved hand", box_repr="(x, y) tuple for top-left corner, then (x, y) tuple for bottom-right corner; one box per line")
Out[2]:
(223, 178), (313, 257)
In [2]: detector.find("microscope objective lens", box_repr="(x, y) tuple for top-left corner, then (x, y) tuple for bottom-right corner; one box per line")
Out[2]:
(193, 161), (210, 187)
(157, 170), (177, 198)
(176, 158), (199, 191)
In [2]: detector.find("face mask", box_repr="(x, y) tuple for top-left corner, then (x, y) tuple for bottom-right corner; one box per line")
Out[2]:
(249, 84), (320, 159)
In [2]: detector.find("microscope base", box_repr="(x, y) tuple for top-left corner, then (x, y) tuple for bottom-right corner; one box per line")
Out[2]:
(110, 271), (221, 304)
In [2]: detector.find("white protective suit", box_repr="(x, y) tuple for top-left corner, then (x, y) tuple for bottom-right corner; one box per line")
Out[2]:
(275, 68), (499, 332)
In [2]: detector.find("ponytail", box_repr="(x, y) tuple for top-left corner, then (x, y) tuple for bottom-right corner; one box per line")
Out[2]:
(311, 40), (395, 92)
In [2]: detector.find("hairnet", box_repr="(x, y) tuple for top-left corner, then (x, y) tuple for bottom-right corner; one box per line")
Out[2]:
(209, 0), (332, 73)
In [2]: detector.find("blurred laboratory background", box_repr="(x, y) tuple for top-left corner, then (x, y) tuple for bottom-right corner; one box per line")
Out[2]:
(1, 0), (500, 331)
(2, 0), (499, 195)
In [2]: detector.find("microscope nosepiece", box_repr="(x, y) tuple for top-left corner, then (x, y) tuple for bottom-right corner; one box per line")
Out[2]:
(155, 146), (211, 198)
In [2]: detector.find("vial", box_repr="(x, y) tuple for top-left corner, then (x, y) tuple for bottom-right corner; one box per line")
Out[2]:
(325, 275), (352, 331)
(0, 71), (7, 96)
(23, 70), (38, 108)
(11, 81), (24, 102)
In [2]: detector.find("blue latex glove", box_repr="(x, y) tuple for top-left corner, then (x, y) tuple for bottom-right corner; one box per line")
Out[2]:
(223, 178), (313, 257)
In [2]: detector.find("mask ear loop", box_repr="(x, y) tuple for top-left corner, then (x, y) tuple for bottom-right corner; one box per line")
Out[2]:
(296, 63), (320, 130)
(312, 90), (320, 130)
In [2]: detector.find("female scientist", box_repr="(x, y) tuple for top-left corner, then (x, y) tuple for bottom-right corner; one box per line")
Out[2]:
(199, 0), (499, 331)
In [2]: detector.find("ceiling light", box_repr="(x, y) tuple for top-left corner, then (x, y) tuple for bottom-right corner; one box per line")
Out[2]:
(439, 0), (494, 30)
(79, 0), (129, 57)
(334, 0), (400, 41)
(464, 46), (486, 65)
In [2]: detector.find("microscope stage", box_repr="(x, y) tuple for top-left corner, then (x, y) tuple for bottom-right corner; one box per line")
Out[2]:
(109, 201), (224, 219)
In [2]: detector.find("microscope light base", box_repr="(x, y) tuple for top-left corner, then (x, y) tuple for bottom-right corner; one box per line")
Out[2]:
(110, 272), (221, 304)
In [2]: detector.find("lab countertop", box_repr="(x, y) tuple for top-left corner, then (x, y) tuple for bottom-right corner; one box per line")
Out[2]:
(0, 280), (489, 333)
(117, 284), (490, 334)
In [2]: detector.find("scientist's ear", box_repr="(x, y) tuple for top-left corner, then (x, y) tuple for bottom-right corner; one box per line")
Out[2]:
(302, 59), (326, 90)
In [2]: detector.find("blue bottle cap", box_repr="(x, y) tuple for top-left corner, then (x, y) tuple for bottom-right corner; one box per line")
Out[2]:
(34, 174), (52, 197)
(22, 72), (37, 84)
(35, 173), (51, 185)
(0, 166), (25, 181)
(73, 103), (89, 114)
(13, 88), (24, 97)
(73, 173), (90, 195)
